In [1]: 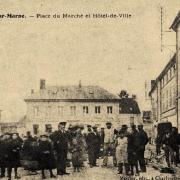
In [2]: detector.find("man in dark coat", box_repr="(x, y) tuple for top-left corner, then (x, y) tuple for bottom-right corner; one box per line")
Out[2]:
(50, 122), (70, 175)
(92, 126), (101, 165)
(137, 124), (149, 172)
(0, 134), (8, 178)
(7, 133), (22, 180)
(127, 125), (139, 176)
(86, 125), (97, 167)
(38, 134), (56, 179)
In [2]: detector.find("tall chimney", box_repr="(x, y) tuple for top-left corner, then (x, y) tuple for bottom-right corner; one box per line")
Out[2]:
(31, 89), (34, 94)
(40, 79), (46, 90)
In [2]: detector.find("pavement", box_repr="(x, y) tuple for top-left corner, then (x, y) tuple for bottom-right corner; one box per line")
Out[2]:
(1, 157), (180, 180)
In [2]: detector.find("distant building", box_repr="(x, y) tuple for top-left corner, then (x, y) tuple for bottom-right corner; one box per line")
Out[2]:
(0, 116), (26, 135)
(24, 80), (141, 134)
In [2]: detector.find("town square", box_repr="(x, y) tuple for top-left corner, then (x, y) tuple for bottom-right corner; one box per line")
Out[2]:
(0, 0), (180, 180)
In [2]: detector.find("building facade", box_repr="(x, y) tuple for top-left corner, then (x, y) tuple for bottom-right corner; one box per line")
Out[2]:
(24, 80), (141, 134)
(149, 11), (180, 131)
(149, 54), (177, 127)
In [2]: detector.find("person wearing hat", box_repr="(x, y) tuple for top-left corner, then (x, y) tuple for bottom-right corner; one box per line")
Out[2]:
(6, 133), (23, 180)
(92, 126), (101, 165)
(50, 121), (70, 175)
(0, 133), (11, 178)
(136, 124), (148, 172)
(115, 130), (129, 175)
(86, 125), (97, 167)
(38, 133), (56, 179)
(102, 121), (117, 167)
(127, 124), (139, 176)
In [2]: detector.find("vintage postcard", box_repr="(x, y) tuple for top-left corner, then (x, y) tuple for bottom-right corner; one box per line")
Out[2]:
(0, 0), (180, 179)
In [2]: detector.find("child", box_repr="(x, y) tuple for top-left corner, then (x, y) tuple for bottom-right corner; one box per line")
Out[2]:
(115, 132), (129, 175)
(38, 134), (56, 179)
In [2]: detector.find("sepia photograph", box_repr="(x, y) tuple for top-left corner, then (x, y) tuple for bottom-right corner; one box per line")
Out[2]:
(0, 0), (180, 179)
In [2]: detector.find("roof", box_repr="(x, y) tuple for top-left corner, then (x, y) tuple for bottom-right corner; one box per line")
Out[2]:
(24, 85), (119, 102)
(149, 53), (176, 96)
(170, 11), (180, 31)
(119, 98), (140, 114)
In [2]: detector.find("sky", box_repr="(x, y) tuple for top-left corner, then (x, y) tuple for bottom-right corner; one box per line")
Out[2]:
(0, 0), (179, 122)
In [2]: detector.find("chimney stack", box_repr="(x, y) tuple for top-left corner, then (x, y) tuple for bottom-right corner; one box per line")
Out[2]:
(31, 89), (34, 94)
(151, 80), (156, 89)
(40, 79), (46, 90)
(132, 94), (136, 100)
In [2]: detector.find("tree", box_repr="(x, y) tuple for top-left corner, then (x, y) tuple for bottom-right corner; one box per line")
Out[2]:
(118, 90), (129, 98)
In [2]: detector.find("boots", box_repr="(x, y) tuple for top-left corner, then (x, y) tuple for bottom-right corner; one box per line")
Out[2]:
(14, 168), (21, 179)
(42, 170), (46, 179)
(118, 163), (123, 174)
(50, 169), (56, 178)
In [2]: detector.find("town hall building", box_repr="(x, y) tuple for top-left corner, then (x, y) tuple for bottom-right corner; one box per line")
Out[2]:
(24, 80), (141, 134)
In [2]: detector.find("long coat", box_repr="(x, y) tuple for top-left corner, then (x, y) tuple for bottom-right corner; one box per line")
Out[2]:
(50, 130), (69, 173)
(7, 139), (22, 168)
(0, 137), (9, 167)
(38, 140), (55, 169)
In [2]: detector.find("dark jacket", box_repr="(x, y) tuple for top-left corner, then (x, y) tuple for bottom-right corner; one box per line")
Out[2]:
(127, 129), (139, 153)
(50, 130), (69, 152)
(86, 131), (97, 149)
(137, 129), (149, 151)
(38, 140), (55, 169)
(7, 138), (22, 167)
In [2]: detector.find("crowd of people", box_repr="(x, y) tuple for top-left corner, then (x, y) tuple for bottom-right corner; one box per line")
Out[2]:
(0, 121), (150, 179)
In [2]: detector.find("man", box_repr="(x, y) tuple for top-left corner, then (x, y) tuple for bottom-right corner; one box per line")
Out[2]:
(127, 124), (139, 176)
(137, 124), (149, 172)
(0, 133), (8, 178)
(50, 122), (70, 175)
(92, 126), (101, 165)
(86, 125), (96, 167)
(102, 121), (116, 167)
(7, 133), (22, 180)
(0, 133), (13, 180)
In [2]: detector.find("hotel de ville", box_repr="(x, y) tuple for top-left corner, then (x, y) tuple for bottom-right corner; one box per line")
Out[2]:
(23, 80), (141, 135)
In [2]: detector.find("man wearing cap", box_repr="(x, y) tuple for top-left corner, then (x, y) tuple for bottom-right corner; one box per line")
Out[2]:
(102, 121), (116, 167)
(136, 124), (148, 172)
(50, 122), (70, 175)
(86, 125), (96, 167)
(92, 126), (101, 165)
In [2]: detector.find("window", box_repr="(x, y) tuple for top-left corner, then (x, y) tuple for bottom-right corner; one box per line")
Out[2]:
(95, 106), (101, 114)
(33, 124), (39, 135)
(170, 68), (172, 78)
(46, 106), (51, 116)
(45, 124), (52, 133)
(58, 106), (64, 116)
(107, 106), (113, 114)
(173, 65), (176, 74)
(83, 106), (88, 114)
(130, 117), (134, 124)
(70, 106), (76, 116)
(34, 106), (39, 117)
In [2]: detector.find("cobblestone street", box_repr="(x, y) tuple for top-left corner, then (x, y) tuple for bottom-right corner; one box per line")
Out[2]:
(2, 157), (180, 180)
